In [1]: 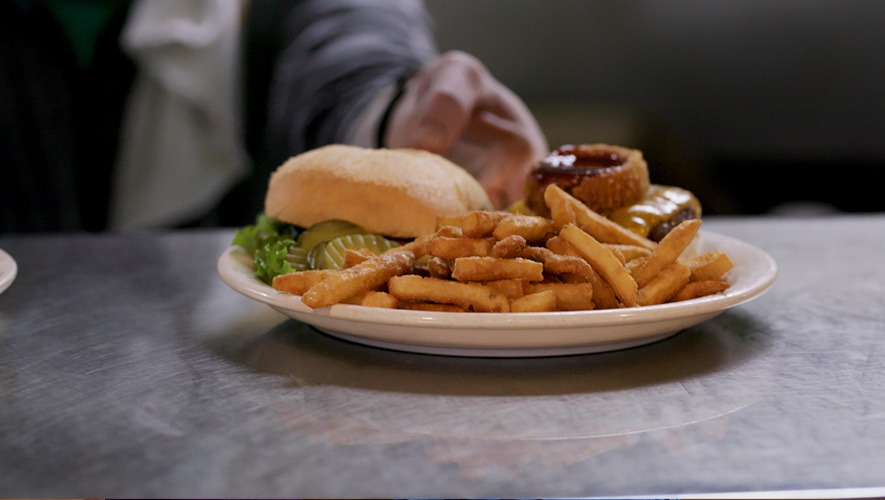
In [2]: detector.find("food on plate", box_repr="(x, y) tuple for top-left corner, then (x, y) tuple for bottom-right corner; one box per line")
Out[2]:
(629, 219), (701, 288)
(558, 223), (639, 307)
(232, 144), (491, 283)
(526, 144), (650, 216)
(265, 144), (491, 238)
(545, 183), (657, 250)
(233, 143), (732, 312)
(524, 144), (702, 242)
(301, 251), (415, 309)
(271, 195), (732, 312)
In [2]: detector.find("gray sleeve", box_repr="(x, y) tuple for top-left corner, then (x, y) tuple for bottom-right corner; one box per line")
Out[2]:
(265, 0), (438, 156)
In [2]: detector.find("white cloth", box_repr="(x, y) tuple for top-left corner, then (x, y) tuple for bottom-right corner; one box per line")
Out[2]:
(111, 0), (249, 230)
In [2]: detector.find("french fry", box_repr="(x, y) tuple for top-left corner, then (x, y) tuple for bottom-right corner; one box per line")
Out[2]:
(684, 250), (734, 282)
(493, 214), (554, 242)
(385, 226), (461, 258)
(490, 235), (527, 258)
(545, 235), (620, 309)
(342, 291), (370, 305)
(547, 188), (577, 231)
(525, 282), (594, 311)
(343, 248), (375, 268)
(604, 244), (652, 262)
(518, 245), (597, 283)
(461, 211), (509, 238)
(510, 290), (558, 312)
(273, 269), (336, 295)
(484, 278), (526, 300)
(636, 261), (691, 306)
(360, 290), (399, 308)
(631, 219), (702, 288)
(626, 256), (647, 275)
(436, 214), (463, 230)
(451, 256), (545, 282)
(398, 301), (468, 313)
(428, 236), (496, 259)
(609, 246), (626, 265)
(544, 184), (656, 250)
(559, 223), (638, 307)
(301, 251), (415, 308)
(388, 275), (509, 312)
(426, 256), (452, 279)
(669, 279), (730, 302)
(343, 290), (398, 306)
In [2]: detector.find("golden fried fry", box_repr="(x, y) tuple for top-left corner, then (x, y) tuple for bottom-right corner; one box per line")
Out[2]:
(609, 246), (626, 265)
(385, 226), (461, 259)
(626, 256), (647, 275)
(388, 275), (509, 312)
(525, 282), (594, 311)
(426, 256), (452, 279)
(484, 278), (526, 300)
(544, 184), (656, 250)
(545, 235), (619, 309)
(398, 301), (468, 313)
(684, 250), (734, 282)
(669, 279), (730, 302)
(547, 188), (577, 231)
(559, 224), (638, 307)
(461, 211), (509, 238)
(636, 261), (691, 306)
(518, 245), (597, 283)
(544, 235), (573, 256)
(436, 215), (463, 230)
(493, 214), (554, 242)
(631, 219), (702, 288)
(344, 290), (399, 307)
(272, 269), (336, 295)
(428, 236), (496, 259)
(511, 290), (558, 312)
(451, 256), (545, 282)
(301, 251), (415, 309)
(604, 244), (652, 262)
(490, 235), (527, 258)
(343, 248), (375, 268)
(360, 290), (399, 308)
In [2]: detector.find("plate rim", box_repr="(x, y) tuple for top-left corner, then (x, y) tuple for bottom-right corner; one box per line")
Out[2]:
(0, 248), (17, 295)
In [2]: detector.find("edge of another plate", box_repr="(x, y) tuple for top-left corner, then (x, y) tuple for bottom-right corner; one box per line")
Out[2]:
(0, 248), (17, 295)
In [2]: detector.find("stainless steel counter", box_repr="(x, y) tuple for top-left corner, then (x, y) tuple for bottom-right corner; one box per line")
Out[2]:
(1, 215), (884, 498)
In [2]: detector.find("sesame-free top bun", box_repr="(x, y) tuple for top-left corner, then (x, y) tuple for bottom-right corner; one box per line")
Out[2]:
(264, 144), (492, 238)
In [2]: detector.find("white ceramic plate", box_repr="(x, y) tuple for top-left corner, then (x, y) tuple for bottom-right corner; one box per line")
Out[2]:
(0, 248), (17, 295)
(217, 231), (777, 357)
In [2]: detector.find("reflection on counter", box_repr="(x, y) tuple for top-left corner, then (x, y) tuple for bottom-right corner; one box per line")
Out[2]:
(193, 289), (774, 479)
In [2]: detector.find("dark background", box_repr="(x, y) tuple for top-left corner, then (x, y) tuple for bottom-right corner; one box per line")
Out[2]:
(425, 0), (885, 215)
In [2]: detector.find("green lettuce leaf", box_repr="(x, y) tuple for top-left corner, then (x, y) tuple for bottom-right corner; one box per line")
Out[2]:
(232, 214), (301, 284)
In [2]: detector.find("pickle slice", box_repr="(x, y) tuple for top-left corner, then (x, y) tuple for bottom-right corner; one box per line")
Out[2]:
(311, 234), (401, 270)
(306, 241), (327, 271)
(295, 219), (366, 253)
(285, 245), (310, 272)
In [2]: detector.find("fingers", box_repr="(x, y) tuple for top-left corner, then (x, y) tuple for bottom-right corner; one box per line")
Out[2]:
(384, 51), (549, 208)
(385, 51), (485, 153)
(453, 110), (547, 207)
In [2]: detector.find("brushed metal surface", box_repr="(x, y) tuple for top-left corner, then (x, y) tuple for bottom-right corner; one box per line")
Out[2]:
(1, 216), (883, 497)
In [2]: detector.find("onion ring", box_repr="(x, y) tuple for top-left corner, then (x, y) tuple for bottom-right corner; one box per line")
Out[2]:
(525, 144), (650, 217)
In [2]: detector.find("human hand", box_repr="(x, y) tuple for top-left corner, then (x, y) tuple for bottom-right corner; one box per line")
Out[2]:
(384, 51), (548, 209)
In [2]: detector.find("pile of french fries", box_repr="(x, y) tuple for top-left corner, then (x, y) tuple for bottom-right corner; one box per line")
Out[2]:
(271, 184), (733, 312)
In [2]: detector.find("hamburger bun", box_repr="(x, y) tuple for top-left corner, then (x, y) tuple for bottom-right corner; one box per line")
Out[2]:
(264, 145), (492, 238)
